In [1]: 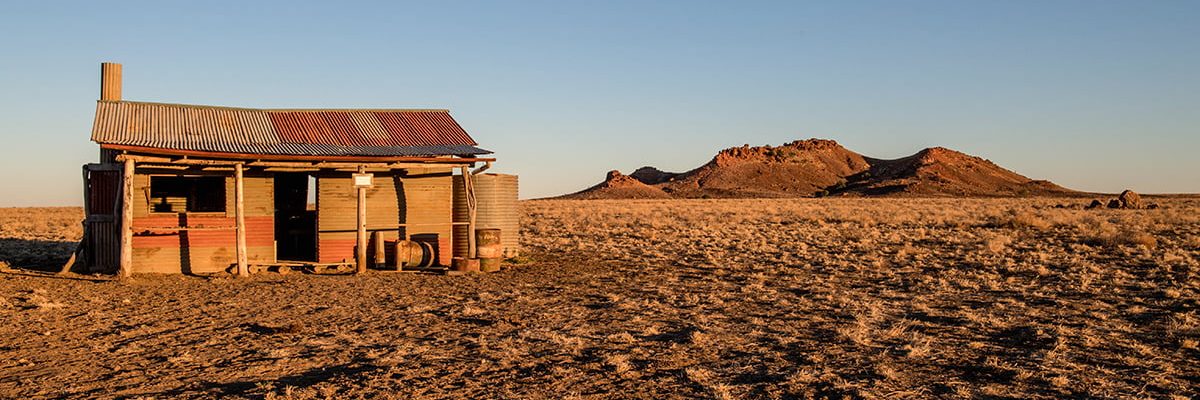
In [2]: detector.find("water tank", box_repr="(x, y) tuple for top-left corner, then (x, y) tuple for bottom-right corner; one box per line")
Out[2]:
(453, 173), (520, 258)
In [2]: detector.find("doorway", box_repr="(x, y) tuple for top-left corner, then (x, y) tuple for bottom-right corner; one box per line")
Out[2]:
(274, 173), (317, 261)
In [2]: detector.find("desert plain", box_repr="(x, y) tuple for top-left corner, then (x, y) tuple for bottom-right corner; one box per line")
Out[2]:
(0, 198), (1198, 399)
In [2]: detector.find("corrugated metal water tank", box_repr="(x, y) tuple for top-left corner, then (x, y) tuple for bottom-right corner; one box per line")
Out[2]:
(453, 173), (520, 259)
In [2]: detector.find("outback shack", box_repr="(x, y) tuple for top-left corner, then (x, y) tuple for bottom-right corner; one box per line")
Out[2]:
(77, 63), (519, 276)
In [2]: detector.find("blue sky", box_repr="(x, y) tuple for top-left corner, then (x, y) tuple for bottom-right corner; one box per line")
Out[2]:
(0, 1), (1197, 205)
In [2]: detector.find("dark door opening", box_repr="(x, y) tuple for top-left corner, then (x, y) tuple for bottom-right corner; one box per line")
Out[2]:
(274, 173), (317, 261)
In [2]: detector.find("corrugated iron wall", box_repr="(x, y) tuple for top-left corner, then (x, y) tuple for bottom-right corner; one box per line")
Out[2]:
(83, 165), (120, 273)
(129, 172), (275, 273)
(317, 168), (453, 266)
(317, 171), (399, 263)
(403, 169), (454, 266)
(453, 173), (520, 259)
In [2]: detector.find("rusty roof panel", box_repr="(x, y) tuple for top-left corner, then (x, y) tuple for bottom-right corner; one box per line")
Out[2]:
(348, 112), (391, 143)
(92, 100), (488, 157)
(373, 111), (477, 147)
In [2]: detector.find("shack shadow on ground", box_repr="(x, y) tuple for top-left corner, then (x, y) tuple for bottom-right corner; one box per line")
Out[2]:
(145, 362), (380, 399)
(0, 238), (75, 272)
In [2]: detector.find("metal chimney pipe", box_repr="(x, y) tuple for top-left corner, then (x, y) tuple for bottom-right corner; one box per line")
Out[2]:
(100, 62), (122, 101)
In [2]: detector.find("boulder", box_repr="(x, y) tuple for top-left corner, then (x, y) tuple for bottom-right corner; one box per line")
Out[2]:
(1107, 199), (1122, 209)
(1118, 190), (1143, 210)
(1085, 199), (1104, 209)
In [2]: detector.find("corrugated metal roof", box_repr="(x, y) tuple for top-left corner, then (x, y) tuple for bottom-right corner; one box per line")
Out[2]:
(92, 100), (490, 157)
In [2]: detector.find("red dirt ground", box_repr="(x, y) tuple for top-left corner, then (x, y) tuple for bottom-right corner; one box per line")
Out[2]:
(1, 198), (1198, 399)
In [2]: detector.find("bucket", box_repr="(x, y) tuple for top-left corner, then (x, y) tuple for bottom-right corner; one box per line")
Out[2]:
(451, 257), (480, 273)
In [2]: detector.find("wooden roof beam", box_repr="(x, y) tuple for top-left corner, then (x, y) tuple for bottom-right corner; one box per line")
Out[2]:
(103, 144), (494, 163)
(116, 154), (476, 170)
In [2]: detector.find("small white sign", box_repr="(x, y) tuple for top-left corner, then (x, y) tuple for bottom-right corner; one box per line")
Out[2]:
(352, 173), (373, 188)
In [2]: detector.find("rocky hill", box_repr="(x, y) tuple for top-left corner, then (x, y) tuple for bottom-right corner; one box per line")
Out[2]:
(845, 147), (1074, 197)
(559, 139), (1078, 199)
(561, 170), (670, 200)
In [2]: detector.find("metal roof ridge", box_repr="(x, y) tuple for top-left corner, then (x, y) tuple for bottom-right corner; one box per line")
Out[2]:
(97, 100), (452, 113)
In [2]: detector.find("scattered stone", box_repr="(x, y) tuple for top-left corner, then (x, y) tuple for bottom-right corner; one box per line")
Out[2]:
(1089, 190), (1151, 210)
(1118, 190), (1143, 210)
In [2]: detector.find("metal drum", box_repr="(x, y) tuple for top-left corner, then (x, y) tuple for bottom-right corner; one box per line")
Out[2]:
(392, 240), (434, 269)
(475, 228), (502, 272)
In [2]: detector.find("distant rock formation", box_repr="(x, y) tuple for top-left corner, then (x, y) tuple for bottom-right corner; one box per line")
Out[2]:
(656, 139), (872, 198)
(559, 138), (1081, 199)
(847, 146), (1075, 197)
(558, 170), (670, 200)
(628, 166), (679, 185)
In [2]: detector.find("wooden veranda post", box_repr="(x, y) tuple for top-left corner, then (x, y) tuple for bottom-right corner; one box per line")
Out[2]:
(372, 231), (385, 268)
(356, 165), (368, 273)
(234, 163), (249, 276)
(460, 166), (477, 259)
(118, 158), (134, 277)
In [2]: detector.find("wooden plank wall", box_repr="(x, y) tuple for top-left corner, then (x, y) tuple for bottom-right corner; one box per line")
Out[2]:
(129, 171), (274, 273)
(317, 168), (453, 266)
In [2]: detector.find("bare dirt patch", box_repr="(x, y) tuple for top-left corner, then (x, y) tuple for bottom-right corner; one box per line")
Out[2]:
(1, 199), (1198, 399)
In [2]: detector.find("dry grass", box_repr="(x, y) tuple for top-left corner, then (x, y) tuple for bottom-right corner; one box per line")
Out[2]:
(521, 197), (1200, 398)
(0, 198), (1198, 399)
(0, 207), (82, 270)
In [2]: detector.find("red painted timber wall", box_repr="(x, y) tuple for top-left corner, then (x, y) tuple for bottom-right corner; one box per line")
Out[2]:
(129, 173), (276, 274)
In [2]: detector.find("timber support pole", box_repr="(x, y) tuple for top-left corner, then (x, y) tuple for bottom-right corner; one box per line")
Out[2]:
(372, 231), (385, 268)
(234, 163), (249, 277)
(118, 159), (134, 278)
(356, 165), (368, 274)
(460, 166), (477, 259)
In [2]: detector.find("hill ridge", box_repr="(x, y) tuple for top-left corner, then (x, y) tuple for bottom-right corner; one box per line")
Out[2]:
(558, 139), (1078, 199)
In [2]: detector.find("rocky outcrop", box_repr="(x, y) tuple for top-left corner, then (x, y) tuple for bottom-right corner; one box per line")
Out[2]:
(844, 147), (1076, 197)
(560, 139), (1080, 199)
(658, 139), (872, 198)
(629, 166), (679, 185)
(558, 170), (670, 200)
